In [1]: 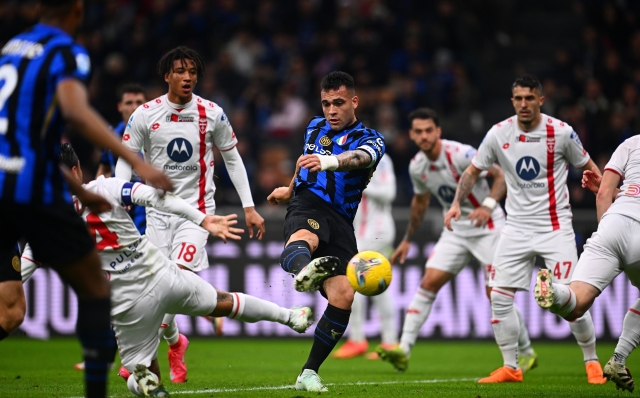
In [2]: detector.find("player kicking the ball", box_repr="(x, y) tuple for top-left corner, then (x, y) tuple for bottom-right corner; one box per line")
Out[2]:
(376, 108), (536, 372)
(116, 46), (265, 383)
(268, 71), (385, 392)
(536, 135), (640, 392)
(37, 143), (312, 397)
(445, 74), (605, 384)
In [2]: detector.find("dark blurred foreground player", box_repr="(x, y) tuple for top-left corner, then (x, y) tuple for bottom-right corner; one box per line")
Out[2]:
(0, 1), (171, 397)
(268, 71), (385, 391)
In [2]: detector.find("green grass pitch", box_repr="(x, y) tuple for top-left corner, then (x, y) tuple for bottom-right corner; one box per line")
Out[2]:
(0, 337), (636, 397)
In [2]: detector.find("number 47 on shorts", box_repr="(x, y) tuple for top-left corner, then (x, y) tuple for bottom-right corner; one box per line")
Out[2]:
(553, 261), (572, 280)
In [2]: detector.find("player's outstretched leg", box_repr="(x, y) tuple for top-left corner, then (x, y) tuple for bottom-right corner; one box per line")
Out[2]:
(333, 293), (368, 359)
(223, 292), (314, 333)
(515, 306), (538, 373)
(294, 256), (340, 292)
(131, 364), (168, 397)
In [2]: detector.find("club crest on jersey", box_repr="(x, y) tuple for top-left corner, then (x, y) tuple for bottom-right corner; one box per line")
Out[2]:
(166, 114), (194, 122)
(319, 136), (332, 146)
(547, 137), (556, 153)
(166, 138), (193, 162)
(307, 219), (320, 229)
(335, 134), (348, 145)
(518, 134), (540, 143)
(516, 156), (540, 181)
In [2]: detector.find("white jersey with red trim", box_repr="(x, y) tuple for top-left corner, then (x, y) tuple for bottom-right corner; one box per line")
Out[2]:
(353, 154), (396, 249)
(410, 139), (505, 237)
(123, 94), (237, 215)
(603, 135), (640, 223)
(472, 114), (590, 232)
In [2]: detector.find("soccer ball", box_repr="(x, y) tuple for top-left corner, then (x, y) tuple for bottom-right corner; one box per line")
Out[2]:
(346, 250), (392, 296)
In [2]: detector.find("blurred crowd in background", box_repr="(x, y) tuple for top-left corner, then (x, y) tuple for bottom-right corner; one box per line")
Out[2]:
(2, 0), (640, 207)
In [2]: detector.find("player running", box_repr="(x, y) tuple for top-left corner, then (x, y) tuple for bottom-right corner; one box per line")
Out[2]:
(55, 143), (313, 397)
(0, 1), (171, 397)
(444, 74), (605, 384)
(332, 153), (398, 360)
(115, 46), (265, 383)
(536, 135), (640, 392)
(268, 71), (385, 392)
(376, 108), (536, 372)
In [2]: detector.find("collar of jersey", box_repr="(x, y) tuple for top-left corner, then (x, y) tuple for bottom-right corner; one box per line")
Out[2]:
(166, 96), (193, 111)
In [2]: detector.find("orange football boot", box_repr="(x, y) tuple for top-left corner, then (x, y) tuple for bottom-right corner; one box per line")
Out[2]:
(478, 366), (523, 383)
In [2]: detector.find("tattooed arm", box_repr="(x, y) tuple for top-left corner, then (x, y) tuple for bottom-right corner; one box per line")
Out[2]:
(467, 164), (505, 227)
(444, 165), (483, 231)
(297, 149), (373, 172)
(390, 192), (430, 264)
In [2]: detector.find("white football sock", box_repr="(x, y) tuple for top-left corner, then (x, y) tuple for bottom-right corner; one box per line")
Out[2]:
(160, 314), (180, 346)
(348, 293), (366, 342)
(373, 289), (398, 345)
(569, 310), (598, 362)
(399, 287), (436, 356)
(549, 283), (577, 318)
(227, 292), (289, 324)
(515, 305), (533, 356)
(490, 288), (520, 369)
(614, 299), (640, 365)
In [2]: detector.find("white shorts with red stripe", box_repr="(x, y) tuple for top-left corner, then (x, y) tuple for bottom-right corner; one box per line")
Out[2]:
(112, 264), (217, 371)
(489, 223), (578, 290)
(146, 211), (210, 272)
(571, 213), (640, 291)
(426, 227), (502, 285)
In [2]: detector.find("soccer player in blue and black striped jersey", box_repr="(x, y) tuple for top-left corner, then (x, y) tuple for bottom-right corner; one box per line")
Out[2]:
(0, 1), (171, 397)
(268, 71), (385, 392)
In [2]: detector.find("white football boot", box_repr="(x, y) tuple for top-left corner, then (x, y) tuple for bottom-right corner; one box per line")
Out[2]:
(133, 364), (169, 397)
(534, 268), (555, 309)
(287, 306), (314, 333)
(295, 369), (328, 392)
(604, 357), (635, 392)
(294, 256), (339, 292)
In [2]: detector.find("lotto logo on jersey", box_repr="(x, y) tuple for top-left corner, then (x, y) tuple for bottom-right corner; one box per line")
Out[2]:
(167, 138), (193, 162)
(438, 185), (456, 204)
(516, 156), (540, 181)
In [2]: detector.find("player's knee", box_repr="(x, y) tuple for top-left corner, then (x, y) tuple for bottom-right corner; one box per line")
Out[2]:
(327, 281), (355, 309)
(2, 306), (25, 333)
(420, 273), (445, 293)
(490, 288), (515, 315)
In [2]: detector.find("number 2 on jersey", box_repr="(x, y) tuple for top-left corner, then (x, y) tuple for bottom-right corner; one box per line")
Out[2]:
(86, 213), (120, 250)
(0, 64), (19, 135)
(553, 261), (572, 280)
(177, 243), (197, 263)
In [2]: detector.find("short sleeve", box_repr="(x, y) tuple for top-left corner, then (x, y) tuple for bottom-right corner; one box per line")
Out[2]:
(355, 131), (385, 168)
(471, 128), (498, 171)
(605, 141), (630, 178)
(122, 108), (146, 152)
(51, 45), (91, 86)
(409, 160), (429, 195)
(563, 130), (590, 168)
(212, 110), (238, 151)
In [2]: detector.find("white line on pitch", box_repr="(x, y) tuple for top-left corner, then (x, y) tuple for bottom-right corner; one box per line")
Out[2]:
(170, 377), (479, 395)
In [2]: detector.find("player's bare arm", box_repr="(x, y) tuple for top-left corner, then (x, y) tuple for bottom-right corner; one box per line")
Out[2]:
(391, 192), (430, 264)
(243, 207), (265, 240)
(444, 165), (482, 230)
(200, 214), (244, 243)
(583, 165), (621, 200)
(468, 164), (505, 227)
(268, 156), (303, 205)
(56, 79), (173, 192)
(297, 149), (372, 173)
(596, 170), (621, 221)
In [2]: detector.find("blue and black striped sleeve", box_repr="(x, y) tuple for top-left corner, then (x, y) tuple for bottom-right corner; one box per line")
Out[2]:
(49, 44), (91, 87)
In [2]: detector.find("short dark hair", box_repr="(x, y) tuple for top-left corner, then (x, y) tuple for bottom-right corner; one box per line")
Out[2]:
(117, 83), (145, 102)
(39, 0), (76, 13)
(59, 142), (79, 169)
(408, 108), (439, 127)
(157, 46), (205, 80)
(320, 71), (355, 93)
(512, 74), (543, 95)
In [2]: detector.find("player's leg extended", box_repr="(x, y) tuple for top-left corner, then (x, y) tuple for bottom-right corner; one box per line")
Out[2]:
(333, 292), (368, 359)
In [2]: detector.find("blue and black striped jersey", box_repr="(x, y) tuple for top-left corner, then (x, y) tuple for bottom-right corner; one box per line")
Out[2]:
(295, 117), (385, 221)
(0, 24), (91, 205)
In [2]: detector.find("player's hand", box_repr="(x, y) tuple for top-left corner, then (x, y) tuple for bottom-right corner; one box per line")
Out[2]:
(297, 154), (322, 172)
(468, 206), (492, 228)
(134, 162), (174, 192)
(444, 204), (461, 231)
(244, 207), (265, 240)
(391, 240), (411, 264)
(582, 166), (602, 194)
(267, 186), (293, 205)
(201, 214), (244, 243)
(76, 190), (112, 214)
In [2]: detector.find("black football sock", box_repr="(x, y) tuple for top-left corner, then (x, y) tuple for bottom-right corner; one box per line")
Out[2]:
(302, 304), (351, 372)
(0, 325), (8, 341)
(280, 240), (311, 275)
(77, 297), (117, 398)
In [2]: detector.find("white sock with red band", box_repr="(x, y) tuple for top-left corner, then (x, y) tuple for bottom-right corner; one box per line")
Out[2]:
(569, 310), (598, 362)
(615, 299), (640, 365)
(549, 283), (577, 318)
(399, 288), (436, 356)
(491, 288), (520, 369)
(515, 305), (533, 356)
(227, 292), (289, 324)
(159, 314), (180, 346)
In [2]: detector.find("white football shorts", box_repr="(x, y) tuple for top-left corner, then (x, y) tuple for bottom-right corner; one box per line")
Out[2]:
(426, 227), (501, 285)
(490, 223), (578, 290)
(112, 264), (217, 371)
(146, 211), (210, 271)
(571, 213), (640, 291)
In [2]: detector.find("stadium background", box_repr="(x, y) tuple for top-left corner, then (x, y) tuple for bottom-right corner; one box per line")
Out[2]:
(2, 0), (638, 341)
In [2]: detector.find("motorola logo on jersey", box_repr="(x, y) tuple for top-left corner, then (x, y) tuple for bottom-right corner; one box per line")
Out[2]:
(438, 185), (456, 204)
(516, 156), (540, 181)
(167, 138), (193, 162)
